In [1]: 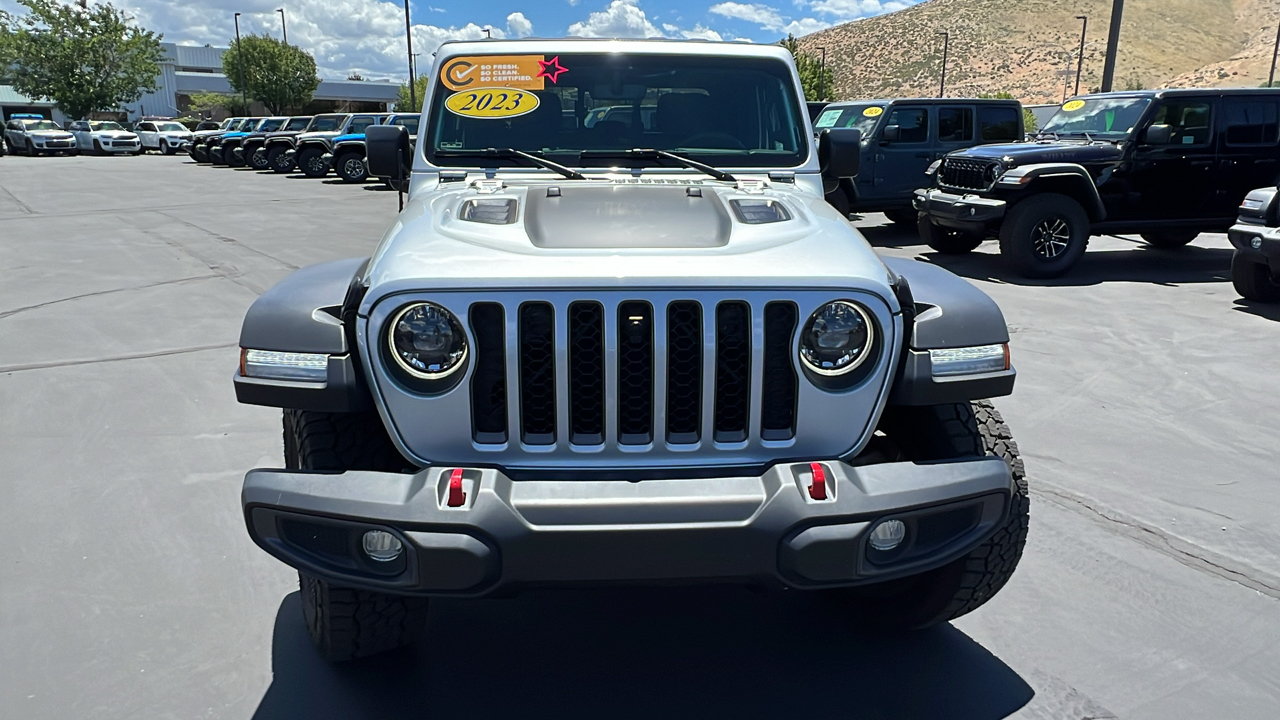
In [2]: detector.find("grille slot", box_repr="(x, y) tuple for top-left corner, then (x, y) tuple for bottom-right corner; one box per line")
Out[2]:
(761, 302), (798, 440)
(666, 301), (702, 444)
(939, 158), (998, 191)
(518, 302), (556, 445)
(469, 302), (507, 443)
(617, 301), (654, 444)
(713, 301), (752, 443)
(568, 301), (605, 445)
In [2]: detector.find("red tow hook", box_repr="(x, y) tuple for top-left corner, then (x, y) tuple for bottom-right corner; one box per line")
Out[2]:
(808, 462), (828, 501)
(447, 468), (467, 507)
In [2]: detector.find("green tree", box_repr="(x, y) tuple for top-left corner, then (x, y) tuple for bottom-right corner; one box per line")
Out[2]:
(395, 75), (430, 112)
(0, 0), (164, 120)
(187, 91), (248, 116)
(978, 92), (1039, 134)
(780, 34), (834, 101)
(222, 34), (320, 114)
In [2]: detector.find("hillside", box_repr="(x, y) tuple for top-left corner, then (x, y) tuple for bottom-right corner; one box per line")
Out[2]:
(798, 0), (1280, 104)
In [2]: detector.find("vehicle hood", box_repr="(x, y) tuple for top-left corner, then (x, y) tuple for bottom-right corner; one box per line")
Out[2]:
(296, 131), (340, 143)
(89, 131), (138, 139)
(362, 177), (896, 304)
(333, 133), (365, 143)
(219, 131), (251, 140)
(947, 140), (1123, 166)
(27, 130), (74, 139)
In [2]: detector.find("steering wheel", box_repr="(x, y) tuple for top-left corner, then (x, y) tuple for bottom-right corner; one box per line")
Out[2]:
(677, 132), (747, 150)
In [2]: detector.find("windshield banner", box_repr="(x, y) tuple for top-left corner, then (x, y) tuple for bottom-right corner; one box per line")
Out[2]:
(441, 55), (569, 91)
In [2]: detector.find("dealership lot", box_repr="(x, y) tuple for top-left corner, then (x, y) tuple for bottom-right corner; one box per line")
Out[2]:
(2, 154), (1279, 719)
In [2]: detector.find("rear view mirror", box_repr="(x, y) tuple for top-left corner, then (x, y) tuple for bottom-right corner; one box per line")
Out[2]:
(366, 124), (411, 179)
(881, 125), (901, 143)
(1143, 124), (1172, 145)
(819, 128), (862, 179)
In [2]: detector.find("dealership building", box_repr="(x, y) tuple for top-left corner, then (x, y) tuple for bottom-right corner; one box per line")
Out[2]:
(1, 42), (402, 122)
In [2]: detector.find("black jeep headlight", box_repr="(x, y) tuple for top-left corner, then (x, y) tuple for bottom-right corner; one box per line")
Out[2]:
(387, 302), (467, 379)
(799, 301), (874, 376)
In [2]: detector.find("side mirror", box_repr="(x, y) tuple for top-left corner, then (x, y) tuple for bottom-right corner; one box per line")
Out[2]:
(881, 125), (901, 143)
(366, 124), (411, 179)
(1143, 124), (1172, 145)
(819, 127), (862, 179)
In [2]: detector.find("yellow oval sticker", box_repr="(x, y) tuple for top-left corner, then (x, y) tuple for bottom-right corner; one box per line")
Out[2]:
(863, 106), (884, 117)
(1062, 99), (1086, 112)
(445, 88), (540, 119)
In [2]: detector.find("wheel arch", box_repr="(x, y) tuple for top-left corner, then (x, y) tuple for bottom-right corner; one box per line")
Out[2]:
(1002, 164), (1105, 222)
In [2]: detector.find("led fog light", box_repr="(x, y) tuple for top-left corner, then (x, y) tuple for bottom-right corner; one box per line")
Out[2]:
(1253, 237), (1264, 250)
(361, 530), (403, 562)
(869, 519), (906, 552)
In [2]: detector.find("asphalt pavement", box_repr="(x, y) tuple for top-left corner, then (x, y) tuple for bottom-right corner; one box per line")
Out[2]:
(1, 154), (1278, 719)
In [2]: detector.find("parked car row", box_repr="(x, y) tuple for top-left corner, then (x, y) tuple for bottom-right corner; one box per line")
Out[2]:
(1, 114), (197, 156)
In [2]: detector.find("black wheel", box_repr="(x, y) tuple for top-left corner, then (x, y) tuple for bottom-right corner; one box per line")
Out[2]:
(1231, 249), (1280, 302)
(919, 214), (984, 254)
(27, 139), (38, 156)
(998, 193), (1089, 278)
(826, 400), (1029, 630)
(283, 409), (425, 661)
(337, 152), (368, 183)
(268, 144), (295, 173)
(226, 145), (245, 168)
(160, 139), (174, 156)
(884, 209), (918, 225)
(298, 146), (329, 177)
(93, 139), (104, 156)
(1139, 231), (1198, 249)
(249, 147), (270, 170)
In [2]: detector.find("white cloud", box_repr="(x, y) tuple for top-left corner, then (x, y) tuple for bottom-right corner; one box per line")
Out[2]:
(710, 0), (913, 38)
(567, 0), (663, 38)
(709, 2), (784, 29)
(505, 11), (533, 38)
(809, 0), (913, 18)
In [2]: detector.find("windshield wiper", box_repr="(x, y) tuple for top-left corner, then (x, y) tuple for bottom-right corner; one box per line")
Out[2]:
(580, 149), (737, 182)
(435, 147), (585, 180)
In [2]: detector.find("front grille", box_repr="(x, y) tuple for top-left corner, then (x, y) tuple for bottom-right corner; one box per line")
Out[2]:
(518, 302), (556, 445)
(939, 158), (999, 191)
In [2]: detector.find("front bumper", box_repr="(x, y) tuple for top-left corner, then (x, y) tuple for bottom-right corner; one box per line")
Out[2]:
(1228, 222), (1280, 271)
(243, 458), (1013, 596)
(914, 188), (1007, 230)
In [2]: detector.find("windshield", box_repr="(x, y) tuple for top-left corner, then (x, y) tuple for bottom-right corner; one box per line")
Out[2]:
(157, 122), (187, 132)
(284, 118), (311, 131)
(89, 121), (125, 132)
(257, 118), (285, 132)
(308, 115), (346, 132)
(391, 115), (420, 134)
(813, 104), (885, 137)
(23, 120), (60, 131)
(1042, 97), (1152, 138)
(427, 52), (807, 169)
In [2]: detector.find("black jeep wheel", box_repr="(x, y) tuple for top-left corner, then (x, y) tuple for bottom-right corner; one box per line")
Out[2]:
(1231, 249), (1280, 302)
(249, 147), (270, 170)
(283, 409), (426, 661)
(919, 214), (984, 254)
(1139, 231), (1198, 249)
(998, 192), (1089, 278)
(337, 152), (368, 183)
(267, 145), (294, 173)
(298, 147), (329, 177)
(193, 145), (209, 163)
(826, 400), (1029, 631)
(884, 209), (919, 225)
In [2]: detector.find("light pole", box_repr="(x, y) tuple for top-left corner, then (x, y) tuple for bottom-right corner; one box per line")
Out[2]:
(1269, 23), (1280, 87)
(937, 31), (949, 98)
(816, 46), (826, 100)
(1074, 15), (1087, 96)
(278, 8), (287, 45)
(403, 0), (416, 109)
(233, 12), (247, 114)
(1100, 0), (1124, 92)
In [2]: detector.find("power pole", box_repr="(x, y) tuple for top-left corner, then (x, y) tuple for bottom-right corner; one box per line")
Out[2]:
(1100, 0), (1124, 92)
(403, 0), (416, 109)
(816, 46), (827, 100)
(937, 31), (949, 98)
(233, 13), (247, 113)
(1270, 23), (1280, 88)
(1074, 15), (1088, 96)
(278, 8), (287, 45)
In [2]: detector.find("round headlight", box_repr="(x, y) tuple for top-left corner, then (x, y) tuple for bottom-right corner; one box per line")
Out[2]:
(387, 302), (467, 379)
(799, 301), (874, 376)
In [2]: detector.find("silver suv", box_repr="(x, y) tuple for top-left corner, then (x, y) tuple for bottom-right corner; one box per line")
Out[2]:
(234, 39), (1029, 662)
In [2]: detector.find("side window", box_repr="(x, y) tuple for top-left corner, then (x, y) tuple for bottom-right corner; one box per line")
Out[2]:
(938, 107), (974, 143)
(349, 117), (376, 133)
(1151, 100), (1213, 146)
(1223, 100), (1279, 146)
(979, 107), (1020, 141)
(887, 107), (928, 143)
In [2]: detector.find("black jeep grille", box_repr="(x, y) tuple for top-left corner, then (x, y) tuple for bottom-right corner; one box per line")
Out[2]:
(939, 158), (999, 191)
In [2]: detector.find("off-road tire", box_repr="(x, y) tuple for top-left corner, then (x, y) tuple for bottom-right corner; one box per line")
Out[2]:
(998, 193), (1089, 278)
(298, 146), (328, 178)
(1231, 249), (1280, 302)
(884, 209), (919, 226)
(337, 152), (368, 183)
(828, 400), (1029, 630)
(283, 409), (424, 661)
(267, 144), (294, 173)
(1139, 231), (1198, 249)
(249, 147), (270, 170)
(919, 214), (984, 254)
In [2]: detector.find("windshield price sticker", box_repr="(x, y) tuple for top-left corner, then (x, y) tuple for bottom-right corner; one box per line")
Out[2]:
(863, 106), (884, 117)
(815, 109), (842, 128)
(1062, 100), (1086, 112)
(442, 55), (569, 91)
(445, 88), (541, 119)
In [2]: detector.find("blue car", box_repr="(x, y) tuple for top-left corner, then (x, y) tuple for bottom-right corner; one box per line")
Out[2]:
(323, 113), (419, 183)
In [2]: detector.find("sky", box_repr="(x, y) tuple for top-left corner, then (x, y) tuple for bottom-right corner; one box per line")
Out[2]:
(1, 0), (920, 81)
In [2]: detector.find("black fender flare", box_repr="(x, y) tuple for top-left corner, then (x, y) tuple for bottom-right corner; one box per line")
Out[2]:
(997, 163), (1106, 221)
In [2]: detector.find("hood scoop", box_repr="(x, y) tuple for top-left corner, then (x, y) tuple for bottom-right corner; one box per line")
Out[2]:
(525, 184), (732, 249)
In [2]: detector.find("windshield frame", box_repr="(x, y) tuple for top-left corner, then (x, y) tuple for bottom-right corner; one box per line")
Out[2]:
(157, 122), (188, 133)
(420, 48), (812, 175)
(1040, 95), (1154, 140)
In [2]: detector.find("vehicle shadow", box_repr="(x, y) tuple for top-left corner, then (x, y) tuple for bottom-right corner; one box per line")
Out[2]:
(1232, 298), (1280, 322)
(252, 586), (1033, 720)
(926, 243), (1233, 287)
(854, 218), (924, 249)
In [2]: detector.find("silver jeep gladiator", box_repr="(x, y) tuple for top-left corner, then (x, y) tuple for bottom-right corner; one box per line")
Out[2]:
(234, 38), (1029, 661)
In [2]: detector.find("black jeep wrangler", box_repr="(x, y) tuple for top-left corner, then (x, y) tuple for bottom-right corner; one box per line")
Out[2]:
(916, 89), (1280, 278)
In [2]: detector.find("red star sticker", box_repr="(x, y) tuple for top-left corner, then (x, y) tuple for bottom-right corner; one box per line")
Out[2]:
(537, 56), (568, 84)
